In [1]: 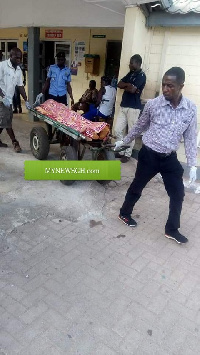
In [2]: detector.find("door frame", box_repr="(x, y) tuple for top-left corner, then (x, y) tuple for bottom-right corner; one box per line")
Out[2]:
(0, 40), (18, 60)
(54, 41), (71, 68)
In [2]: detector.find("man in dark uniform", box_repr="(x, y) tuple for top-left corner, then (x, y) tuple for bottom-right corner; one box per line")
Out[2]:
(114, 54), (146, 163)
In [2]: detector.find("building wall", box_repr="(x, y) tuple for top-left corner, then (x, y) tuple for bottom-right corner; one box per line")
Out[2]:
(143, 27), (200, 123)
(0, 26), (123, 102)
(142, 26), (200, 164)
(115, 8), (200, 164)
(115, 7), (150, 113)
(2, 24), (200, 121)
(43, 27), (122, 101)
(119, 22), (200, 126)
(116, 9), (200, 134)
(0, 27), (27, 51)
(142, 27), (165, 100)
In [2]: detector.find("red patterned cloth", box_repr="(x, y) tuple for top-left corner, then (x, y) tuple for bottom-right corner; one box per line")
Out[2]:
(36, 99), (109, 139)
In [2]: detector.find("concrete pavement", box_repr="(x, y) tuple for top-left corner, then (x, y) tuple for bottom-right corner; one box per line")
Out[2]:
(1, 115), (200, 354)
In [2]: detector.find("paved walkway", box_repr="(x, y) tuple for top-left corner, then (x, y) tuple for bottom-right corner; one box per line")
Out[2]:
(1, 115), (200, 354)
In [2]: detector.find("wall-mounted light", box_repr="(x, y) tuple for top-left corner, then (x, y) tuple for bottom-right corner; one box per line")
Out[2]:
(151, 3), (161, 8)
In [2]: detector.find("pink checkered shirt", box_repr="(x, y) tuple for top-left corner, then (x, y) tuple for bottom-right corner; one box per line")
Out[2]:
(123, 95), (197, 167)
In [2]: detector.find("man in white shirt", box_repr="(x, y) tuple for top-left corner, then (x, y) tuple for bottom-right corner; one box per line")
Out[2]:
(83, 76), (116, 121)
(0, 47), (30, 152)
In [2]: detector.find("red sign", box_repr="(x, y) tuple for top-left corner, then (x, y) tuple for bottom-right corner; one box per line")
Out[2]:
(45, 30), (63, 39)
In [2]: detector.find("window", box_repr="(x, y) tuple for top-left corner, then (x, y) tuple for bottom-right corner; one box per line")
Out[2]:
(0, 40), (18, 60)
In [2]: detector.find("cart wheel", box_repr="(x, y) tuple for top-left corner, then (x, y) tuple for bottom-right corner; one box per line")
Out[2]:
(30, 126), (50, 160)
(96, 149), (115, 184)
(60, 146), (77, 186)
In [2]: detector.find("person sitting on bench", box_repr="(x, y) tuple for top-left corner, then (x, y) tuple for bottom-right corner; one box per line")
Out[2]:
(83, 76), (116, 122)
(72, 80), (98, 114)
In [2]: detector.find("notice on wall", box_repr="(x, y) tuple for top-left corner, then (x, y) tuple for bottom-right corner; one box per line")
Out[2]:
(92, 35), (106, 38)
(45, 30), (63, 39)
(71, 60), (78, 76)
(23, 41), (28, 52)
(74, 41), (85, 62)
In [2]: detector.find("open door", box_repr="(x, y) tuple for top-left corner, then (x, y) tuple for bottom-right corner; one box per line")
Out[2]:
(105, 40), (122, 83)
(54, 42), (71, 68)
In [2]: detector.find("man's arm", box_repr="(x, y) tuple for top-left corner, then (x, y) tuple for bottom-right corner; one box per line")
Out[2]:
(42, 78), (50, 95)
(118, 81), (138, 93)
(79, 89), (88, 103)
(0, 64), (10, 106)
(117, 77), (140, 94)
(91, 89), (98, 103)
(125, 73), (146, 94)
(42, 66), (52, 95)
(124, 83), (138, 93)
(117, 81), (130, 90)
(123, 101), (151, 144)
(183, 107), (197, 167)
(18, 86), (28, 101)
(96, 87), (105, 107)
(21, 65), (26, 86)
(117, 73), (130, 90)
(17, 69), (28, 102)
(0, 87), (4, 97)
(0, 63), (5, 97)
(67, 82), (74, 105)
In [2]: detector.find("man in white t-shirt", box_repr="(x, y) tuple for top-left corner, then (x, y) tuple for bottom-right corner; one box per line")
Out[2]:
(0, 47), (30, 152)
(83, 76), (116, 121)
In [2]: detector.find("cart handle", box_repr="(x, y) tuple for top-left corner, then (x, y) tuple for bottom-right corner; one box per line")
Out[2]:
(103, 143), (130, 152)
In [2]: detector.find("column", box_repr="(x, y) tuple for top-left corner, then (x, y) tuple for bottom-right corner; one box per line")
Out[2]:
(113, 6), (149, 155)
(114, 6), (149, 122)
(28, 27), (40, 121)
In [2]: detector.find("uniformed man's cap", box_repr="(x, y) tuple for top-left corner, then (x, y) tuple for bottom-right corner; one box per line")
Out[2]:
(55, 51), (65, 58)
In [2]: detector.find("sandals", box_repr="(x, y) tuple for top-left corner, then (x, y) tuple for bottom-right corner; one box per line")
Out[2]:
(12, 140), (22, 153)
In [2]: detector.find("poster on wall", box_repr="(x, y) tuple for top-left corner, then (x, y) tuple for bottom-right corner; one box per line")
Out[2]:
(71, 60), (78, 76)
(23, 41), (28, 52)
(74, 41), (85, 62)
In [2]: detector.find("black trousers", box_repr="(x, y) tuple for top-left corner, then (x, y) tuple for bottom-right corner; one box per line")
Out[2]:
(48, 94), (67, 105)
(120, 145), (185, 233)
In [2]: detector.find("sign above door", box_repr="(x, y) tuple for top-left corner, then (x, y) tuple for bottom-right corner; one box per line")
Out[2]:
(45, 30), (63, 39)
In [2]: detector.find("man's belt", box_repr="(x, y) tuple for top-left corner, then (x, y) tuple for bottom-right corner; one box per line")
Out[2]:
(143, 145), (176, 158)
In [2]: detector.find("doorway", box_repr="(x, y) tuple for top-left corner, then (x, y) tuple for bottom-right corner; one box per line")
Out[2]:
(41, 41), (71, 76)
(54, 42), (71, 68)
(105, 40), (122, 80)
(39, 41), (71, 93)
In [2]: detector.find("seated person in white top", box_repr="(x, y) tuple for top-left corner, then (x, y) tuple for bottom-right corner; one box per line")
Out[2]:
(83, 76), (116, 122)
